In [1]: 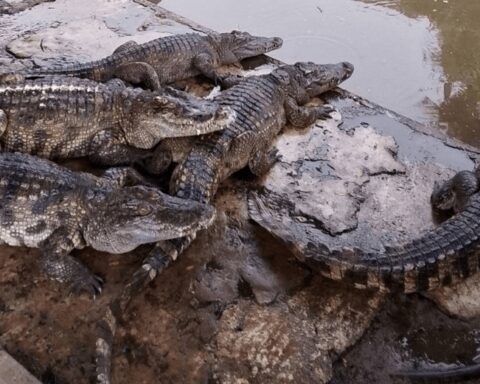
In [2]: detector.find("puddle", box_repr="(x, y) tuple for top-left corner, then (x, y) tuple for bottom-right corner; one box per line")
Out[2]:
(343, 114), (474, 170)
(162, 0), (480, 148)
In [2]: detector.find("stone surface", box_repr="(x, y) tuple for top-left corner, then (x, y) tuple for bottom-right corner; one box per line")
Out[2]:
(427, 274), (480, 319)
(264, 113), (406, 236)
(0, 351), (40, 384)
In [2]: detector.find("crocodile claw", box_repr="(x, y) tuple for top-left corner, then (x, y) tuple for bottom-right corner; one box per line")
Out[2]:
(70, 274), (104, 297)
(269, 148), (282, 164)
(316, 105), (336, 120)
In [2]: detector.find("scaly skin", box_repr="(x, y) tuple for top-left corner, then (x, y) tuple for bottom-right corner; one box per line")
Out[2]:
(0, 152), (215, 295)
(95, 61), (354, 384)
(0, 77), (232, 167)
(248, 169), (480, 294)
(10, 32), (283, 90)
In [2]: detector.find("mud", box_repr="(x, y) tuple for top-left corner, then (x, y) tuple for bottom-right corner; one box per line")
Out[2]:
(0, 1), (479, 384)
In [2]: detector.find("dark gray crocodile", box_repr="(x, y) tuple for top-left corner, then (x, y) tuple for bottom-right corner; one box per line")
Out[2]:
(8, 31), (283, 90)
(0, 152), (215, 295)
(248, 169), (480, 293)
(95, 60), (354, 384)
(0, 76), (232, 166)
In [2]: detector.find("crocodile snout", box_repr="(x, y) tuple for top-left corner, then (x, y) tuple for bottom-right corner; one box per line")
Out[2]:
(341, 62), (354, 80)
(271, 37), (283, 49)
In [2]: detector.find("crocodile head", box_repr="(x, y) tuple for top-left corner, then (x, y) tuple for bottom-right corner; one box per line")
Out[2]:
(128, 88), (234, 148)
(85, 185), (215, 254)
(288, 61), (355, 98)
(431, 180), (456, 211)
(431, 170), (479, 213)
(214, 31), (283, 64)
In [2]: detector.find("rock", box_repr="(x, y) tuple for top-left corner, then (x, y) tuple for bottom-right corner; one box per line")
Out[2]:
(0, 350), (41, 384)
(426, 274), (480, 319)
(213, 279), (385, 383)
(264, 115), (406, 236)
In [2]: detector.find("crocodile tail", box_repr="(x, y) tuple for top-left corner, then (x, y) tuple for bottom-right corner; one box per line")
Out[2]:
(95, 303), (117, 384)
(392, 362), (480, 382)
(248, 191), (480, 293)
(22, 57), (115, 81)
(170, 145), (222, 204)
(352, 195), (480, 293)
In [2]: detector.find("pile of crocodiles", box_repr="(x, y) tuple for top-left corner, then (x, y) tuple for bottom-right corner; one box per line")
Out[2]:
(0, 27), (475, 383)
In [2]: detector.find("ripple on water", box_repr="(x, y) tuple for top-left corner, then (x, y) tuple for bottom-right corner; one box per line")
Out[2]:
(163, 0), (444, 126)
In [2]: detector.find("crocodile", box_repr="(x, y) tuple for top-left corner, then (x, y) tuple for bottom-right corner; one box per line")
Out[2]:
(0, 76), (232, 167)
(248, 171), (480, 381)
(248, 168), (480, 293)
(0, 152), (215, 295)
(6, 31), (283, 90)
(95, 60), (354, 384)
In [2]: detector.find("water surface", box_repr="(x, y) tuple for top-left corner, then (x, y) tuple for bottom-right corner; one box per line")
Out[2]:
(162, 0), (480, 147)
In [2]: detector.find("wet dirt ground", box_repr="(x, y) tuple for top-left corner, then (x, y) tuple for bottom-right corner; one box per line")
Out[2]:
(0, 1), (480, 384)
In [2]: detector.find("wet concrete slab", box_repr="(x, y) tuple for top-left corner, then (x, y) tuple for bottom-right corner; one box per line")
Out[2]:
(0, 1), (479, 384)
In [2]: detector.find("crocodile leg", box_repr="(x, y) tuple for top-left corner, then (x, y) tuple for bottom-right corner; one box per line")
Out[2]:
(89, 129), (151, 166)
(112, 40), (138, 55)
(121, 236), (194, 306)
(193, 53), (222, 84)
(217, 74), (244, 89)
(113, 62), (161, 91)
(249, 148), (280, 176)
(101, 167), (152, 187)
(284, 97), (335, 128)
(142, 144), (173, 175)
(39, 227), (103, 296)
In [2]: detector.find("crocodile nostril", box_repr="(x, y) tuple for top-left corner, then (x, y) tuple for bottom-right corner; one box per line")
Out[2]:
(273, 37), (284, 47)
(343, 62), (354, 74)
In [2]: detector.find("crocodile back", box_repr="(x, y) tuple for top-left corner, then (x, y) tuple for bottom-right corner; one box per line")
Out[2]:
(0, 77), (125, 158)
(0, 153), (97, 248)
(170, 74), (286, 203)
(24, 33), (209, 84)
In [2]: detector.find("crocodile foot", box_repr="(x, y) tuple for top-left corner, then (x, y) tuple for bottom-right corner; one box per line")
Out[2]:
(69, 271), (104, 297)
(315, 104), (336, 120)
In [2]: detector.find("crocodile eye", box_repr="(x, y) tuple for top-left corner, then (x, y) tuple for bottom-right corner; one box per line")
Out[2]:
(138, 204), (152, 216)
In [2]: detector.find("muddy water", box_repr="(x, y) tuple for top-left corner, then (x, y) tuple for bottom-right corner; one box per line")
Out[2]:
(162, 0), (480, 148)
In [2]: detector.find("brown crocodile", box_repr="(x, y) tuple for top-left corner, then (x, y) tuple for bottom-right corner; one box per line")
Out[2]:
(7, 31), (283, 90)
(95, 60), (354, 384)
